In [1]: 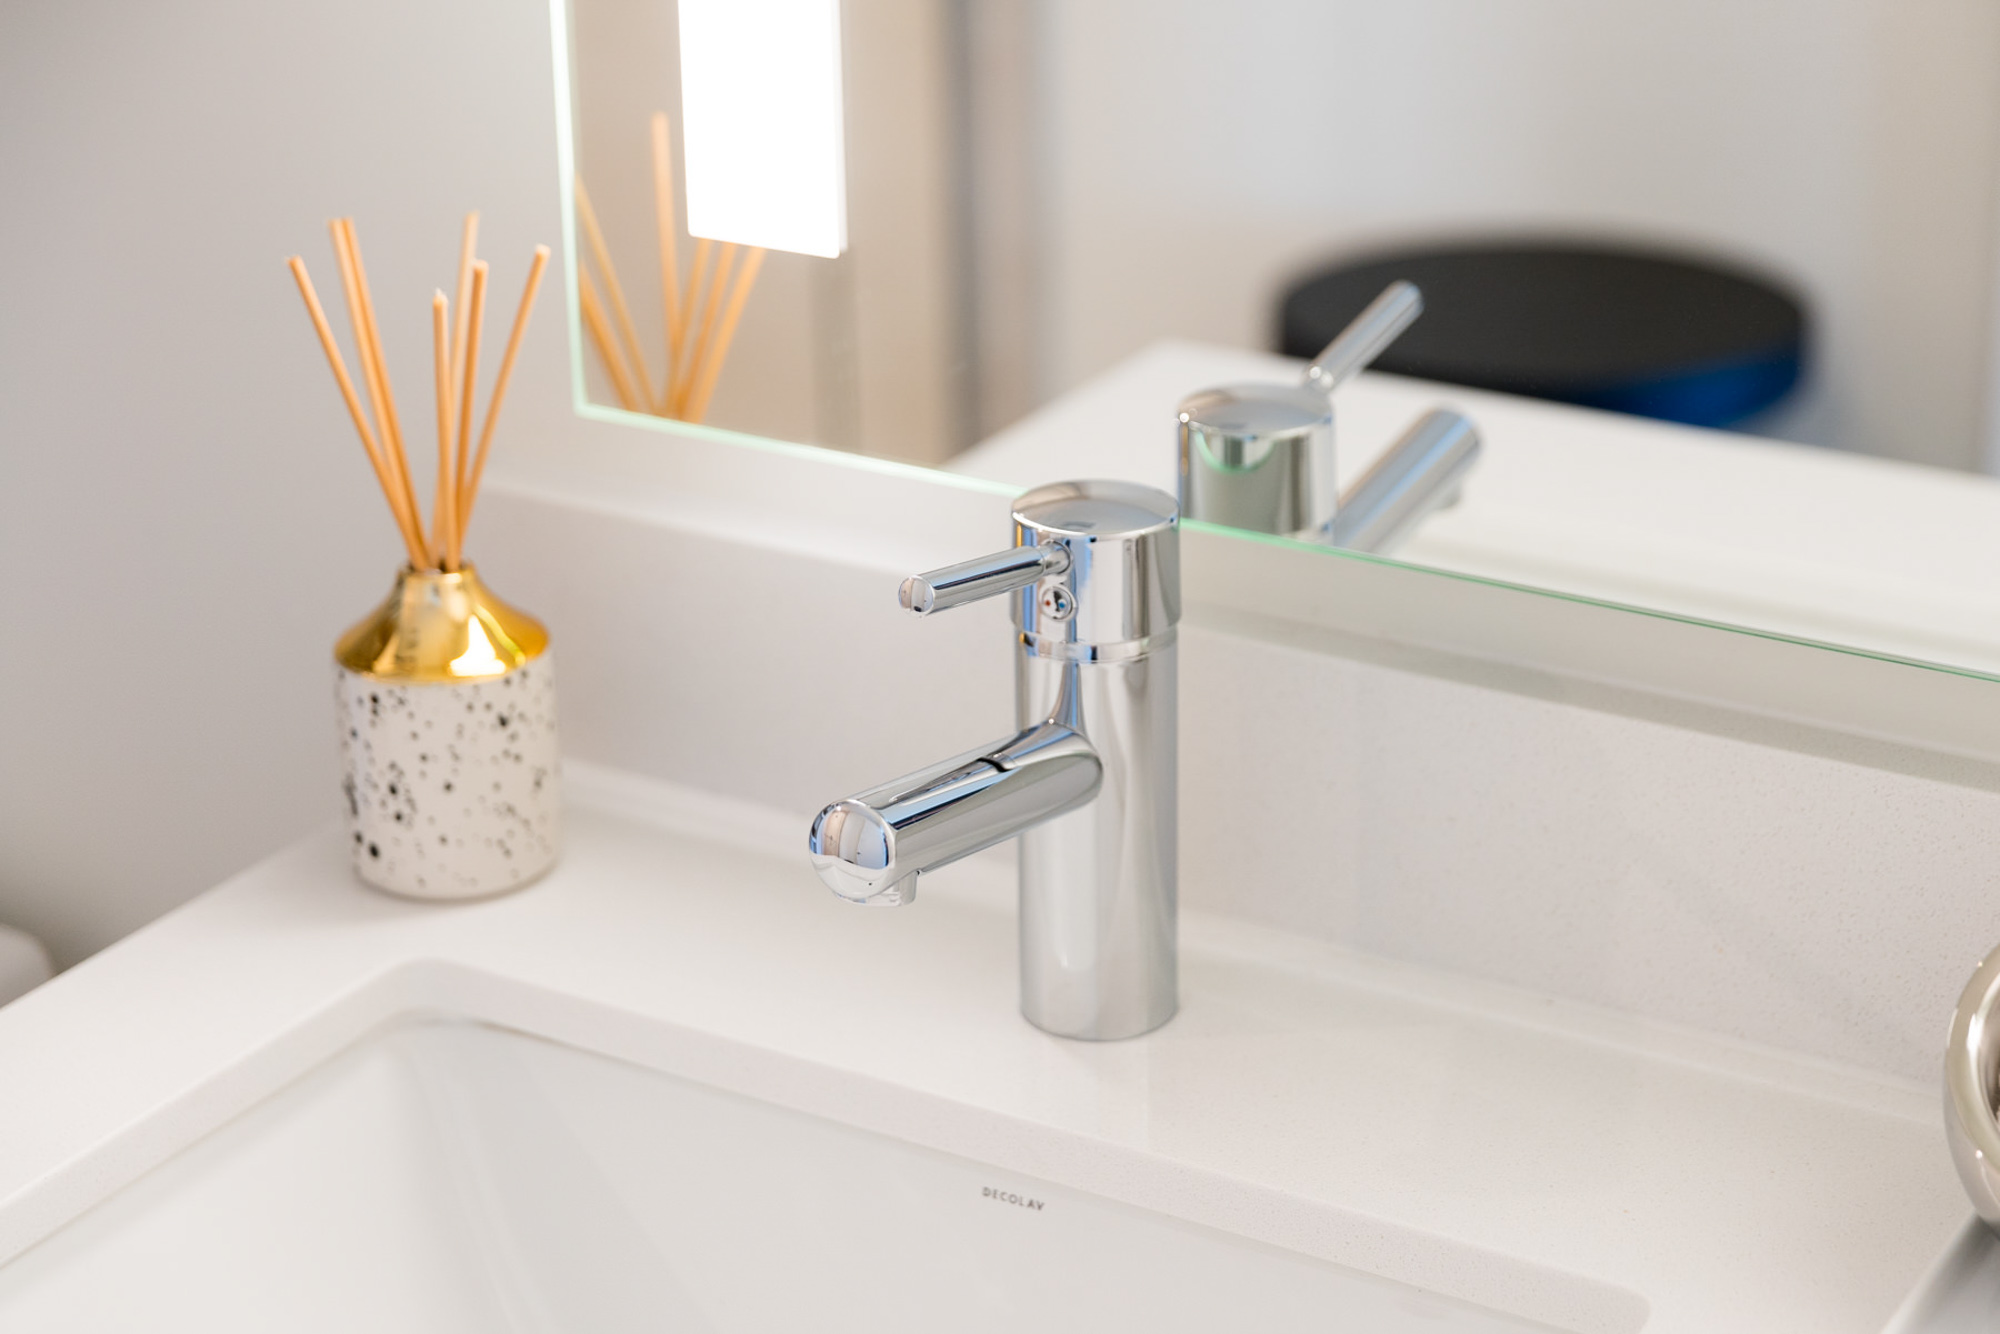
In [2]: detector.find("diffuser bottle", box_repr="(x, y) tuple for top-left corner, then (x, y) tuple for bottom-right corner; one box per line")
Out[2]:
(334, 564), (561, 900)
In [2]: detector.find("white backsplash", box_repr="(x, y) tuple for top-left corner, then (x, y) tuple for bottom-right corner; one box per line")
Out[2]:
(1178, 624), (2000, 1083)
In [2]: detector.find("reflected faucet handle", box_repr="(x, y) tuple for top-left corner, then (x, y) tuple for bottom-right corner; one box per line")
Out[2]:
(1303, 280), (1423, 396)
(899, 543), (1070, 616)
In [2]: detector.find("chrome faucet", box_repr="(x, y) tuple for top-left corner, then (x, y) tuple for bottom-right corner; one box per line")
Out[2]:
(1177, 280), (1482, 554)
(808, 480), (1179, 1041)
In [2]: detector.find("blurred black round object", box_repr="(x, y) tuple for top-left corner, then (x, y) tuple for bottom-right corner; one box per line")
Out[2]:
(1278, 242), (1806, 429)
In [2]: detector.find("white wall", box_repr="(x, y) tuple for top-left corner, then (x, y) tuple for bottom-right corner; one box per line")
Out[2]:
(1031, 0), (2000, 470)
(0, 0), (575, 963)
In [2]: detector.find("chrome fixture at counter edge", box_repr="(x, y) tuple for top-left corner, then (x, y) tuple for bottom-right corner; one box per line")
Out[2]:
(1947, 944), (2000, 1229)
(1177, 280), (1481, 553)
(808, 480), (1180, 1041)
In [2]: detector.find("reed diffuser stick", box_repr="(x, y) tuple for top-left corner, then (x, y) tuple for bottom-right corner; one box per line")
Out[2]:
(677, 242), (738, 417)
(686, 247), (765, 424)
(454, 260), (489, 507)
(430, 292), (457, 569)
(338, 219), (425, 545)
(650, 112), (683, 402)
(328, 224), (398, 488)
(449, 260), (487, 572)
(449, 211), (480, 396)
(573, 176), (658, 410)
(459, 246), (549, 546)
(331, 224), (430, 562)
(579, 269), (640, 411)
(674, 236), (714, 400)
(287, 258), (431, 567)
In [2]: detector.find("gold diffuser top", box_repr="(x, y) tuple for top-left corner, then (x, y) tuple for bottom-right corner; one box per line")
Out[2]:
(335, 564), (548, 683)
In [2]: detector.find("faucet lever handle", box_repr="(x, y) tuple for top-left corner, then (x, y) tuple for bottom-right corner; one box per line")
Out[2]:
(900, 542), (1070, 616)
(1304, 279), (1423, 397)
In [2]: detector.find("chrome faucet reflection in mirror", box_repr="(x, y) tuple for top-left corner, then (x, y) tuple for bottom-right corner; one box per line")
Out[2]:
(1178, 281), (1482, 554)
(808, 481), (1180, 1041)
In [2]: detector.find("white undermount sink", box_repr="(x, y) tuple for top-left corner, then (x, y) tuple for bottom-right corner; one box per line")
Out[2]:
(0, 1021), (1559, 1332)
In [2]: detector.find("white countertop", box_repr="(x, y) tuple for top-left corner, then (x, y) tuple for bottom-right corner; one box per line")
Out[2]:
(951, 341), (2000, 674)
(0, 764), (1967, 1332)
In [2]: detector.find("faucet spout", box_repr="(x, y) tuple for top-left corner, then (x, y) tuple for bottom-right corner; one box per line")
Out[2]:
(1325, 408), (1481, 554)
(809, 722), (1101, 907)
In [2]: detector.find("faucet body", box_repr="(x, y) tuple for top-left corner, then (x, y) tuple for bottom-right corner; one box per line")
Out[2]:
(809, 481), (1180, 1041)
(1016, 618), (1177, 1039)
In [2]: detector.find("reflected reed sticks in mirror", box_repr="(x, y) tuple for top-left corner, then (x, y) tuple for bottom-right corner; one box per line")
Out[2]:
(575, 112), (765, 425)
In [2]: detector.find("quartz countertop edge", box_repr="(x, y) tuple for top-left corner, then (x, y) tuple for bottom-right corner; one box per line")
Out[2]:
(0, 761), (1968, 1334)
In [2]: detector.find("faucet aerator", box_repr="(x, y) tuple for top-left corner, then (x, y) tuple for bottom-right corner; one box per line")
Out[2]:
(808, 800), (916, 906)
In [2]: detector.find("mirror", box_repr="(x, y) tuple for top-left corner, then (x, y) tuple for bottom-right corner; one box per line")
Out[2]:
(559, 0), (2000, 679)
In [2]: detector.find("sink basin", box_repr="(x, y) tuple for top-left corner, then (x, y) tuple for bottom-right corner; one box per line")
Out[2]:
(0, 1021), (1561, 1332)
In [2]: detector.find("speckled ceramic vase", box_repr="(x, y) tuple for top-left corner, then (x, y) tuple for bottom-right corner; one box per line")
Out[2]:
(334, 565), (561, 901)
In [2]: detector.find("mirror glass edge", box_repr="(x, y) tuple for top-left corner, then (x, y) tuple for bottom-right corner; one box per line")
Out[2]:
(1192, 521), (2000, 690)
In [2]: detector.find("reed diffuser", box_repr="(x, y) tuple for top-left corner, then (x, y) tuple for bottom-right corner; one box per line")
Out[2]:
(576, 112), (765, 424)
(289, 214), (560, 901)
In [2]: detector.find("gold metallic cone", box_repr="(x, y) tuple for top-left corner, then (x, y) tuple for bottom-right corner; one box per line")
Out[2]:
(334, 564), (548, 683)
